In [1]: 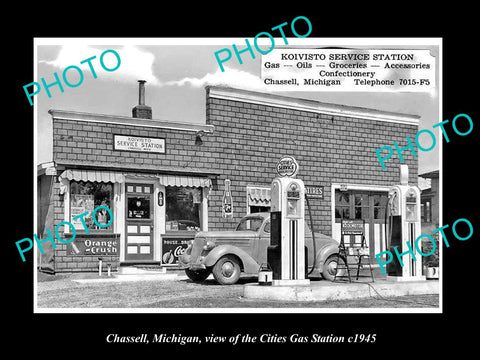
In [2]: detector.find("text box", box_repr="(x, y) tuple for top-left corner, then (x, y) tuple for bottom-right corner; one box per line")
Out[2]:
(262, 49), (435, 93)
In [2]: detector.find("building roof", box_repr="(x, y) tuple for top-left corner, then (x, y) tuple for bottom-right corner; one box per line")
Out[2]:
(419, 169), (439, 179)
(207, 86), (420, 126)
(48, 109), (214, 134)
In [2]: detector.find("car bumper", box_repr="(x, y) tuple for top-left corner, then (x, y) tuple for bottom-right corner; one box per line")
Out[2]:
(178, 253), (207, 270)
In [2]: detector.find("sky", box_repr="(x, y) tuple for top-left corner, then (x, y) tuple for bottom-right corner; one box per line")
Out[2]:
(34, 38), (440, 175)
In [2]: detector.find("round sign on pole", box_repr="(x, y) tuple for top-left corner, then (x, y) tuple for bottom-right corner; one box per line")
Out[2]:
(276, 156), (299, 177)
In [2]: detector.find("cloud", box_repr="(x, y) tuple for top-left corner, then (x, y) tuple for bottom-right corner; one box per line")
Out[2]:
(165, 66), (267, 91)
(39, 45), (265, 91)
(39, 45), (161, 85)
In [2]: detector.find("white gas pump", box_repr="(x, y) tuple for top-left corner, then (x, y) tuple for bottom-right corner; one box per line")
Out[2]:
(268, 156), (310, 286)
(386, 165), (425, 281)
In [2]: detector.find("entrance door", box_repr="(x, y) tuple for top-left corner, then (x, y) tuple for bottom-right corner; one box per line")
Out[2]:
(334, 189), (388, 258)
(125, 183), (154, 261)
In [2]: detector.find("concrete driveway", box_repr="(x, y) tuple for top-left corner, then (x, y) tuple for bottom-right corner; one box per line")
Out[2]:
(36, 270), (439, 310)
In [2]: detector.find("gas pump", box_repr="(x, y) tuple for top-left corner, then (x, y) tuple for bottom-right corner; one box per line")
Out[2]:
(385, 165), (425, 281)
(268, 156), (310, 286)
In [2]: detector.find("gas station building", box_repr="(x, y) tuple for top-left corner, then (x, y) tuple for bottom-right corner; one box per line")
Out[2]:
(37, 85), (419, 273)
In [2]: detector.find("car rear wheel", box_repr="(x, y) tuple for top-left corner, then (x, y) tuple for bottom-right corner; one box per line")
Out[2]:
(322, 255), (346, 281)
(185, 268), (211, 282)
(212, 255), (241, 285)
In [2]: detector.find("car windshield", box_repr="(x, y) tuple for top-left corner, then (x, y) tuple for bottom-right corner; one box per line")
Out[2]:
(235, 216), (264, 232)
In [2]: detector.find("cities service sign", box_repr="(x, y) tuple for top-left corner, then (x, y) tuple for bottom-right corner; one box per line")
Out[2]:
(276, 156), (299, 177)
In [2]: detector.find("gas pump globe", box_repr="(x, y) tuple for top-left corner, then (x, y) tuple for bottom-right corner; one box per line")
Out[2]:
(386, 165), (425, 281)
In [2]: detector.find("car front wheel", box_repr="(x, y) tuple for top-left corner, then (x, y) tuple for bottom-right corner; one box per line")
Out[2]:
(212, 255), (241, 285)
(185, 268), (211, 282)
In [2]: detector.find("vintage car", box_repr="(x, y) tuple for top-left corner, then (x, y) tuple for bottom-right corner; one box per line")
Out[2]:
(178, 212), (344, 285)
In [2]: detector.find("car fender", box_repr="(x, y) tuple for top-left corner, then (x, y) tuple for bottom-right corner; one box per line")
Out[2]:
(314, 242), (339, 272)
(203, 245), (260, 274)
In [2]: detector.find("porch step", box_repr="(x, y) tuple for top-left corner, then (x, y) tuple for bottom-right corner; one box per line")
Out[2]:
(118, 266), (167, 275)
(82, 265), (186, 282)
(72, 271), (187, 283)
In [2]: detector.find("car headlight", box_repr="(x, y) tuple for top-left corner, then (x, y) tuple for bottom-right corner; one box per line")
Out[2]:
(203, 239), (216, 250)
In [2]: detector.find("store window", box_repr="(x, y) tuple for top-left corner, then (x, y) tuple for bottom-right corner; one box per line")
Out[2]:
(354, 193), (369, 220)
(165, 187), (202, 232)
(250, 205), (271, 214)
(421, 198), (432, 223)
(70, 181), (113, 232)
(373, 193), (388, 220)
(247, 186), (271, 214)
(335, 190), (350, 220)
(335, 189), (387, 222)
(126, 183), (153, 220)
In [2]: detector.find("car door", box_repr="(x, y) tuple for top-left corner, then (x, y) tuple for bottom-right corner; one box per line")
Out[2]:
(252, 219), (271, 265)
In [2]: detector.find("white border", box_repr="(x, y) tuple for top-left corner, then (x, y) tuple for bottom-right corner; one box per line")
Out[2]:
(34, 37), (442, 314)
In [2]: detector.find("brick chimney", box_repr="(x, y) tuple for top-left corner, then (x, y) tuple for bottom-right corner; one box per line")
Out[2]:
(132, 80), (152, 119)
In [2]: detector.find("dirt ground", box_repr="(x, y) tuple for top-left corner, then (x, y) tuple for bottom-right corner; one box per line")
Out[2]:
(36, 271), (439, 309)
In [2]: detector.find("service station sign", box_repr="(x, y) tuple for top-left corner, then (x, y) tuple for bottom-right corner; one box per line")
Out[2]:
(114, 135), (165, 154)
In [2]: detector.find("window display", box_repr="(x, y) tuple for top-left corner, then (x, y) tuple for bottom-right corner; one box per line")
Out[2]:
(70, 181), (113, 231)
(165, 187), (201, 232)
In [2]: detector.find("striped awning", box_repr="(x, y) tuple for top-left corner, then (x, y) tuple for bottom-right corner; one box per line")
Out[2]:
(248, 187), (271, 206)
(59, 169), (125, 183)
(59, 170), (211, 188)
(157, 174), (211, 188)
